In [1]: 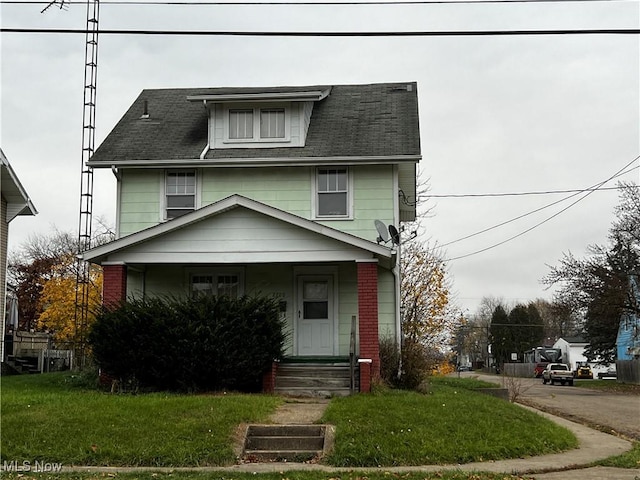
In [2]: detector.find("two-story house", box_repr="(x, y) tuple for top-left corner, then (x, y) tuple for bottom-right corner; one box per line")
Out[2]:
(82, 82), (421, 394)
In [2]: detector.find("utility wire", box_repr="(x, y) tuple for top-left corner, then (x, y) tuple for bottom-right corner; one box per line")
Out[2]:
(2, 27), (639, 35)
(424, 181), (639, 199)
(443, 155), (640, 261)
(440, 164), (637, 248)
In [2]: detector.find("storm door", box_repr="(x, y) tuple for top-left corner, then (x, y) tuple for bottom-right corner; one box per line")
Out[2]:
(296, 276), (334, 356)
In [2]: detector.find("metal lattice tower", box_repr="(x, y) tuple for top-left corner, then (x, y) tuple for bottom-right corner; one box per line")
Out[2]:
(74, 0), (100, 368)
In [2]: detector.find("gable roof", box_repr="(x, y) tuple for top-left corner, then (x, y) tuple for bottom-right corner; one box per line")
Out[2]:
(557, 335), (588, 345)
(88, 82), (421, 164)
(1, 149), (37, 221)
(82, 194), (395, 268)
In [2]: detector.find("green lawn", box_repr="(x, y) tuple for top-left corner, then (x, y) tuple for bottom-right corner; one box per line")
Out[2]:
(322, 379), (578, 466)
(1, 373), (281, 467)
(0, 471), (534, 480)
(574, 379), (640, 394)
(2, 372), (578, 471)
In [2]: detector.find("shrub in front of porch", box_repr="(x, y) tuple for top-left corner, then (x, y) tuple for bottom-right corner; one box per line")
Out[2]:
(88, 295), (285, 392)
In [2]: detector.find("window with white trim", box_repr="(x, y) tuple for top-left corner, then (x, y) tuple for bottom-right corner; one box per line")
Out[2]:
(229, 109), (253, 139)
(165, 170), (196, 219)
(260, 109), (285, 138)
(316, 167), (349, 217)
(224, 106), (288, 143)
(190, 271), (243, 299)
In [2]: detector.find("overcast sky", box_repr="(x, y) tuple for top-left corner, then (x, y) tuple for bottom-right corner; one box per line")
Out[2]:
(1, 0), (639, 315)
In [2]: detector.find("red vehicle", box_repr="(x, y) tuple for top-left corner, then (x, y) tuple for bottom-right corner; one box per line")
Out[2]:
(525, 347), (563, 377)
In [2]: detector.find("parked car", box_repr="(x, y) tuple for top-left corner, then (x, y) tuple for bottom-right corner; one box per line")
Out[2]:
(542, 363), (574, 386)
(574, 362), (593, 379)
(457, 365), (472, 372)
(598, 366), (617, 379)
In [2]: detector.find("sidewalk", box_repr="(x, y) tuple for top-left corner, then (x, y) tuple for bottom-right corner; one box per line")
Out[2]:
(67, 398), (638, 479)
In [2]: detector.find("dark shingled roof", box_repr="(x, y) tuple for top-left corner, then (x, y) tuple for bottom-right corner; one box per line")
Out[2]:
(90, 82), (421, 163)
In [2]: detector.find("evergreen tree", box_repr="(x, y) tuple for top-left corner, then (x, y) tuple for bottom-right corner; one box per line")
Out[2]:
(490, 305), (510, 365)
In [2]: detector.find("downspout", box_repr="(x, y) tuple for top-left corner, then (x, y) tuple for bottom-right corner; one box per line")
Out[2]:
(199, 99), (210, 160)
(111, 165), (122, 239)
(393, 165), (403, 378)
(393, 242), (402, 379)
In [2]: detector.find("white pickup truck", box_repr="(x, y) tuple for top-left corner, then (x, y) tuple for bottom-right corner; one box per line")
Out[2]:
(542, 363), (574, 386)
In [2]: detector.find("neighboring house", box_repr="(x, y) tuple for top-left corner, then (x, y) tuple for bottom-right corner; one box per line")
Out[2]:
(553, 336), (589, 371)
(553, 335), (613, 378)
(1, 149), (37, 362)
(617, 273), (640, 360)
(82, 82), (421, 394)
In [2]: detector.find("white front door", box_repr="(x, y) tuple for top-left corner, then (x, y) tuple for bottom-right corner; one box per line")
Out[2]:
(297, 276), (334, 356)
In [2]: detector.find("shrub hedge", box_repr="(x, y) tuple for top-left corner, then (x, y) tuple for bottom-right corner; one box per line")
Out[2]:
(88, 295), (286, 392)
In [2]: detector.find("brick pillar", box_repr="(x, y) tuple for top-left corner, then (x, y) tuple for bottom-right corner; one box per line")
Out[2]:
(262, 361), (278, 393)
(357, 260), (380, 392)
(102, 264), (127, 309)
(358, 360), (372, 393)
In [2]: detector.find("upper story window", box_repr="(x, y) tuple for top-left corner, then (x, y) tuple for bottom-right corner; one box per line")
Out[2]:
(224, 105), (289, 144)
(229, 109), (254, 139)
(315, 167), (350, 218)
(260, 109), (285, 138)
(165, 170), (196, 219)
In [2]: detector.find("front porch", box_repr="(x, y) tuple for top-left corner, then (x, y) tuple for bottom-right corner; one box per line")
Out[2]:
(85, 196), (398, 394)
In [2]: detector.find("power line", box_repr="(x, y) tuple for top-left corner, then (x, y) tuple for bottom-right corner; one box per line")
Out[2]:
(424, 181), (639, 199)
(2, 27), (639, 35)
(442, 155), (640, 261)
(440, 165), (638, 248)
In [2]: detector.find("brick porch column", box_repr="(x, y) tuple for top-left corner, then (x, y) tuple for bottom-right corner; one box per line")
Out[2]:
(262, 360), (278, 393)
(102, 263), (127, 309)
(357, 259), (380, 392)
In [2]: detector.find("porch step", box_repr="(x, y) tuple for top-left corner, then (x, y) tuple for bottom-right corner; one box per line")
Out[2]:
(243, 424), (326, 462)
(274, 362), (358, 397)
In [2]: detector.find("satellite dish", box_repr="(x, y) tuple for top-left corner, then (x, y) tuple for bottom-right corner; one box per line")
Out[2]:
(389, 225), (400, 245)
(374, 220), (389, 244)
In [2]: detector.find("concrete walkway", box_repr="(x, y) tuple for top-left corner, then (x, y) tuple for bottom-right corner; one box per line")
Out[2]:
(65, 398), (638, 479)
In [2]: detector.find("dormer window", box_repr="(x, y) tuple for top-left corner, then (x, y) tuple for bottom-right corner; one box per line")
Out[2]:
(224, 105), (289, 143)
(229, 109), (253, 139)
(260, 109), (285, 138)
(187, 87), (331, 151)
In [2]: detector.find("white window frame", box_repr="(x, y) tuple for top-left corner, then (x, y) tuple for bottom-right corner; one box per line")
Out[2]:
(163, 169), (199, 221)
(188, 267), (245, 299)
(312, 167), (353, 220)
(223, 103), (291, 144)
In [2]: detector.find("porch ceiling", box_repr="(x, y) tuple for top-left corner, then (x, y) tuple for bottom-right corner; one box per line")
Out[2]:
(83, 195), (395, 268)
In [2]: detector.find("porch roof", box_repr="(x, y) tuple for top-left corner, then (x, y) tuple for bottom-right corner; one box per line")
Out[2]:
(82, 195), (395, 268)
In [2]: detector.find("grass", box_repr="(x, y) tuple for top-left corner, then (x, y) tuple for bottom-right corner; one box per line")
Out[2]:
(0, 471), (536, 480)
(0, 373), (579, 472)
(594, 441), (640, 469)
(574, 379), (640, 394)
(322, 380), (578, 467)
(1, 372), (281, 467)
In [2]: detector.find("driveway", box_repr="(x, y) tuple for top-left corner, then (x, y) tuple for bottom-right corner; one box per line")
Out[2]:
(465, 372), (640, 440)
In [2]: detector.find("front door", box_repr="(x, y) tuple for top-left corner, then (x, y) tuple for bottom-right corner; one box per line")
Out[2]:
(297, 276), (334, 356)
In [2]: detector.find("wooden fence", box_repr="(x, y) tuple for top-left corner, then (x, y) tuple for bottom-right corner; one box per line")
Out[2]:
(616, 359), (640, 384)
(503, 362), (536, 378)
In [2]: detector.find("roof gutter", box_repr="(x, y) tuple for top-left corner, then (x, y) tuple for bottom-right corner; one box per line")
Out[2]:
(87, 155), (421, 168)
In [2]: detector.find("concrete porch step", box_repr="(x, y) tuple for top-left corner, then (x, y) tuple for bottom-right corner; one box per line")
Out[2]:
(274, 362), (358, 397)
(243, 424), (327, 462)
